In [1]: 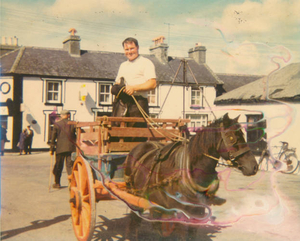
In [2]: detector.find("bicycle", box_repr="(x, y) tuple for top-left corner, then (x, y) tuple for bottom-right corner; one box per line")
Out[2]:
(258, 141), (299, 174)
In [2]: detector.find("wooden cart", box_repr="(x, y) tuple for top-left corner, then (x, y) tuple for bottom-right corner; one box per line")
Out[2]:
(68, 117), (190, 241)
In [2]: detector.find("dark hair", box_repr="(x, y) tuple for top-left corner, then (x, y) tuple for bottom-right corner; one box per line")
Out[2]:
(122, 37), (139, 47)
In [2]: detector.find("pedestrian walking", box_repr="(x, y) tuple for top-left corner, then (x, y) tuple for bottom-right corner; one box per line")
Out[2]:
(25, 125), (34, 154)
(50, 110), (76, 189)
(17, 129), (27, 155)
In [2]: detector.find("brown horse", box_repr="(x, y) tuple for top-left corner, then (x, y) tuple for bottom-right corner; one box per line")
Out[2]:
(123, 113), (258, 225)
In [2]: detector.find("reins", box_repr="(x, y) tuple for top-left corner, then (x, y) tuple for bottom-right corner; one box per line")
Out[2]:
(131, 95), (187, 142)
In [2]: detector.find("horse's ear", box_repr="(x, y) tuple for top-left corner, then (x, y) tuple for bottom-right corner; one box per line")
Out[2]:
(233, 115), (240, 123)
(223, 113), (230, 127)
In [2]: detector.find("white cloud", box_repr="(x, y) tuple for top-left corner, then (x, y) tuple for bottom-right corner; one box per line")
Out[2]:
(207, 40), (292, 75)
(46, 0), (134, 18)
(217, 0), (300, 37)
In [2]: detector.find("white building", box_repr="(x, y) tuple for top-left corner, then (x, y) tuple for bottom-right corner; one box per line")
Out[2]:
(0, 33), (222, 151)
(215, 62), (300, 158)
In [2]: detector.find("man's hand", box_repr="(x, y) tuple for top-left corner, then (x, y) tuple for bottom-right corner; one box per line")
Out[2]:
(123, 78), (156, 96)
(123, 85), (135, 96)
(50, 146), (55, 155)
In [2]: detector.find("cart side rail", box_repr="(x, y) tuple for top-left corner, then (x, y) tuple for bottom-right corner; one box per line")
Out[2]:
(69, 117), (190, 156)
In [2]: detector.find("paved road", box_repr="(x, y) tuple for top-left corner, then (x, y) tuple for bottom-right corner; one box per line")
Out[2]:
(1, 152), (300, 241)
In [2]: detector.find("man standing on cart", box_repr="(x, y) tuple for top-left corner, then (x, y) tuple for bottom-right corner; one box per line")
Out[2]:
(112, 37), (157, 127)
(50, 110), (76, 189)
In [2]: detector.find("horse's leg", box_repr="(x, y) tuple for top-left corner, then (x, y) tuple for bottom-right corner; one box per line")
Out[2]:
(125, 211), (142, 241)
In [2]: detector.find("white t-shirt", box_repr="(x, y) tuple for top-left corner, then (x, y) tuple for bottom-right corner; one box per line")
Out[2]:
(115, 55), (156, 98)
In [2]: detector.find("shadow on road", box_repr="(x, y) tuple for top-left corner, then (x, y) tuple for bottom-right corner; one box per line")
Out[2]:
(92, 214), (229, 241)
(0, 215), (71, 240)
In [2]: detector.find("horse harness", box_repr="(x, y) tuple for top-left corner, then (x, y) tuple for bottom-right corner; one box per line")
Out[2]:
(124, 141), (183, 196)
(124, 140), (219, 199)
(204, 123), (251, 167)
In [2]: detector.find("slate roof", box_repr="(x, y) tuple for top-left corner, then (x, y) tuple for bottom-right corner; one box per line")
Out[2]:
(0, 46), (222, 86)
(215, 62), (300, 104)
(217, 73), (264, 92)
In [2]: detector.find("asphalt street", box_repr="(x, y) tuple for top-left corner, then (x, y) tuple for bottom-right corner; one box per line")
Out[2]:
(1, 152), (300, 241)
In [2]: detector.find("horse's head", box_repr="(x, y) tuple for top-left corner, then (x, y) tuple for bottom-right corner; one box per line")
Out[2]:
(218, 113), (258, 176)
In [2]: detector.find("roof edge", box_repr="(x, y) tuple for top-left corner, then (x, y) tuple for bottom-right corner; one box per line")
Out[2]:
(10, 46), (26, 73)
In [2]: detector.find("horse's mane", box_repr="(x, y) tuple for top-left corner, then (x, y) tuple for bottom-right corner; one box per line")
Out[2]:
(188, 117), (223, 158)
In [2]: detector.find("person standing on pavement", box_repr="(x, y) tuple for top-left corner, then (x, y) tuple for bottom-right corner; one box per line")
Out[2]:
(18, 129), (27, 155)
(50, 110), (76, 189)
(0, 124), (9, 156)
(112, 37), (156, 127)
(25, 125), (34, 154)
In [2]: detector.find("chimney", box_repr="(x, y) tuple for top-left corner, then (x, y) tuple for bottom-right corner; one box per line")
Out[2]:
(63, 28), (81, 56)
(149, 36), (168, 63)
(188, 42), (206, 64)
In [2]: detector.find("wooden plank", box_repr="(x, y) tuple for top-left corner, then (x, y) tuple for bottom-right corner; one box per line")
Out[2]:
(68, 121), (101, 127)
(96, 117), (190, 124)
(81, 132), (99, 141)
(80, 146), (99, 156)
(108, 127), (180, 138)
(110, 142), (142, 152)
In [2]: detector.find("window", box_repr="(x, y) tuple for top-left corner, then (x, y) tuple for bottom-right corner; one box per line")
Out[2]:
(246, 114), (267, 155)
(186, 114), (208, 131)
(148, 89), (157, 106)
(191, 87), (203, 107)
(43, 79), (64, 104)
(98, 83), (112, 105)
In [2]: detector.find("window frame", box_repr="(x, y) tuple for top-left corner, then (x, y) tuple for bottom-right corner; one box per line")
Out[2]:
(97, 82), (113, 106)
(186, 114), (208, 131)
(42, 78), (65, 105)
(148, 88), (157, 106)
(191, 87), (203, 107)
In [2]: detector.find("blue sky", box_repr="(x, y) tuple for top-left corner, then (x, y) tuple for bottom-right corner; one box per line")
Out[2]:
(1, 0), (299, 74)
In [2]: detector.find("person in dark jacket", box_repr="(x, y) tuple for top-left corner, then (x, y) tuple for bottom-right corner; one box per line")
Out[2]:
(25, 125), (34, 154)
(50, 110), (76, 189)
(0, 124), (9, 156)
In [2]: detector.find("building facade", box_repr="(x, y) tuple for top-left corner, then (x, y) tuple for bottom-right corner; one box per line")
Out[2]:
(0, 33), (222, 151)
(215, 62), (300, 157)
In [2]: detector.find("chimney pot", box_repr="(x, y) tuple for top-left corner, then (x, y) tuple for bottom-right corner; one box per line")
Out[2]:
(2, 37), (7, 45)
(13, 36), (18, 46)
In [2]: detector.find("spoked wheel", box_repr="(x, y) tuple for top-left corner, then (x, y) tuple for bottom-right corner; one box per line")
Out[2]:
(279, 152), (299, 174)
(69, 156), (96, 241)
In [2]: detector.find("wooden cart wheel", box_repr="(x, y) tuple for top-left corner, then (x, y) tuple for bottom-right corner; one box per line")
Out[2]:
(69, 156), (96, 241)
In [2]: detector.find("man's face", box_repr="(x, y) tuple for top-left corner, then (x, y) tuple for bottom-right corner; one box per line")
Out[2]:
(123, 42), (139, 61)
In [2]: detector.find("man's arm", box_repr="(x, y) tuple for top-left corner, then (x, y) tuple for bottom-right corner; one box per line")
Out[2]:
(124, 78), (156, 96)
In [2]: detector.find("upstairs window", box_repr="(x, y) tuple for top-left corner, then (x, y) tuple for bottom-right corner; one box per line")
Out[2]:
(191, 87), (203, 107)
(43, 79), (64, 104)
(47, 82), (61, 102)
(98, 83), (112, 105)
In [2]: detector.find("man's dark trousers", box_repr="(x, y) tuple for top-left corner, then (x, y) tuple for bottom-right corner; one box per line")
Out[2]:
(53, 152), (73, 185)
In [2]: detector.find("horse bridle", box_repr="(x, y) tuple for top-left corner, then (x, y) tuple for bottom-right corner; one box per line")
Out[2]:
(204, 123), (250, 166)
